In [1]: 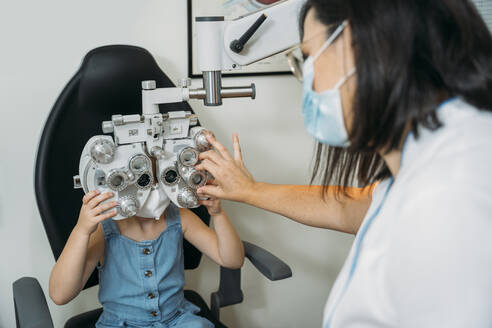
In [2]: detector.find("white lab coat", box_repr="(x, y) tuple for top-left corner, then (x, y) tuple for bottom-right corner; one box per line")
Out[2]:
(323, 98), (492, 327)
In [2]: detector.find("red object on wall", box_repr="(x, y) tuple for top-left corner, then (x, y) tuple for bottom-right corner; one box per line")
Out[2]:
(254, 0), (281, 5)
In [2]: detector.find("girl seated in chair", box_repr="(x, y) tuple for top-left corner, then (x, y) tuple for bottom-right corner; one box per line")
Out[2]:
(49, 159), (244, 328)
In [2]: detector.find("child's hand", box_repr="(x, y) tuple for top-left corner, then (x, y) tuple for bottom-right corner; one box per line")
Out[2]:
(198, 195), (223, 216)
(75, 190), (117, 236)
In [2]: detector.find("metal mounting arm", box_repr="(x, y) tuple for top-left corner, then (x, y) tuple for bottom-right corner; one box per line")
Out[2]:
(143, 0), (304, 108)
(193, 0), (305, 106)
(141, 77), (255, 111)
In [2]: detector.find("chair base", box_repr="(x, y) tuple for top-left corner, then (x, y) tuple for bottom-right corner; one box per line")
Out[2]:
(62, 291), (226, 328)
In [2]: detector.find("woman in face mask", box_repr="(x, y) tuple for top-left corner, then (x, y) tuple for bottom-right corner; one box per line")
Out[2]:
(196, 0), (492, 327)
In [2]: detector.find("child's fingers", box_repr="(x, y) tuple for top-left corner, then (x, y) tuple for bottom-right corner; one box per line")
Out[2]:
(198, 200), (215, 207)
(82, 190), (100, 204)
(200, 196), (217, 201)
(87, 192), (114, 209)
(91, 201), (118, 216)
(94, 209), (118, 222)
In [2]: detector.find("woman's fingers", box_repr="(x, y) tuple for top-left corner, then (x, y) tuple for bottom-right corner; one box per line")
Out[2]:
(199, 150), (224, 165)
(206, 134), (232, 160)
(232, 133), (243, 162)
(197, 193), (217, 201)
(197, 185), (223, 198)
(83, 190), (100, 204)
(87, 192), (114, 209)
(196, 159), (219, 178)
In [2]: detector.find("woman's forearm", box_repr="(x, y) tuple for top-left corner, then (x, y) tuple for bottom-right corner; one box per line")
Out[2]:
(212, 211), (245, 268)
(196, 135), (373, 234)
(49, 226), (90, 305)
(244, 183), (373, 234)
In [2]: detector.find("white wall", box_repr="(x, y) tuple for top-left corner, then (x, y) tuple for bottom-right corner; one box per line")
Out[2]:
(0, 1), (353, 327)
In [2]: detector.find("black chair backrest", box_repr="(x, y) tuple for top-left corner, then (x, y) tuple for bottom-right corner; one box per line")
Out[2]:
(35, 45), (210, 289)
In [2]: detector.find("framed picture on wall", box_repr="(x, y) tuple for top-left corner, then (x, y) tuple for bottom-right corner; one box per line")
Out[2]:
(473, 0), (492, 31)
(187, 0), (293, 78)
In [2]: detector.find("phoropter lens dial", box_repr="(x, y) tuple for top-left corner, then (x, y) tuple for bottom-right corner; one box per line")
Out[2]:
(107, 169), (129, 192)
(161, 166), (180, 186)
(136, 171), (153, 190)
(180, 166), (207, 189)
(129, 154), (151, 174)
(178, 147), (199, 167)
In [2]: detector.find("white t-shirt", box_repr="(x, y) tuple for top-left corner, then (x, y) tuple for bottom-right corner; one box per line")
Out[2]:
(323, 98), (492, 328)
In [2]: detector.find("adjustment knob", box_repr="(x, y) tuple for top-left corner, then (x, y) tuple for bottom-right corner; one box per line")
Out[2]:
(189, 115), (198, 126)
(230, 14), (267, 54)
(90, 138), (115, 164)
(102, 121), (114, 134)
(179, 78), (192, 88)
(112, 115), (124, 126)
(194, 129), (214, 151)
(142, 80), (157, 90)
(119, 197), (138, 217)
(177, 188), (199, 208)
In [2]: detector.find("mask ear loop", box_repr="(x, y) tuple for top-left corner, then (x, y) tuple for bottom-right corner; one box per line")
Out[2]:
(312, 21), (348, 62)
(334, 67), (356, 89)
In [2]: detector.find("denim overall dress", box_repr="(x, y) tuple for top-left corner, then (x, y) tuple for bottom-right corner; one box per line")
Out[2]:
(96, 203), (214, 328)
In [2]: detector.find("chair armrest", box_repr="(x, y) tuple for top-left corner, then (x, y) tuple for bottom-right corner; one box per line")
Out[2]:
(210, 241), (292, 320)
(12, 277), (54, 328)
(243, 241), (292, 281)
(210, 267), (243, 320)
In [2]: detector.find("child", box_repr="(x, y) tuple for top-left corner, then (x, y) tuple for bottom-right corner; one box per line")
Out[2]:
(49, 168), (244, 327)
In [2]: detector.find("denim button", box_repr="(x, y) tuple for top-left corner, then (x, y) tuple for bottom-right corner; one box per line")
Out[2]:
(145, 270), (152, 277)
(143, 248), (151, 255)
(148, 292), (155, 299)
(150, 310), (158, 317)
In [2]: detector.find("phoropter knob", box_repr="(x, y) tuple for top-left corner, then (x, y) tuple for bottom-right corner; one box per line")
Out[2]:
(177, 188), (199, 208)
(179, 78), (192, 88)
(90, 138), (115, 164)
(119, 196), (138, 217)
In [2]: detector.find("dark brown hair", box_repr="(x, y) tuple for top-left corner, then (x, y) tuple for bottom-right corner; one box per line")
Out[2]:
(300, 0), (492, 197)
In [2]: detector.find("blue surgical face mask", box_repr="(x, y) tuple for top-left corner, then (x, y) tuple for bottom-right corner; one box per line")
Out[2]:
(302, 21), (356, 147)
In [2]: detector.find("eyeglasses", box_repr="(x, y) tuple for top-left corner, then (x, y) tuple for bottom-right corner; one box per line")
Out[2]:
(285, 22), (347, 83)
(285, 44), (305, 82)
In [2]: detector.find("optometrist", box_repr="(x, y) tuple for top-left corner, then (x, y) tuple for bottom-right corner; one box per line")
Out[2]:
(195, 0), (492, 327)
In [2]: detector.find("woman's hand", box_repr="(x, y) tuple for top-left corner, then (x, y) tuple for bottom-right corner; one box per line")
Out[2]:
(75, 190), (117, 236)
(196, 133), (256, 202)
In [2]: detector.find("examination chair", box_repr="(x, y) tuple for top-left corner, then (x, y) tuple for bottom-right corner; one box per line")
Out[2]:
(12, 45), (292, 328)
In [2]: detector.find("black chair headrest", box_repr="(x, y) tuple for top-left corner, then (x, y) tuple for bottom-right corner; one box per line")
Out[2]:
(35, 45), (209, 289)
